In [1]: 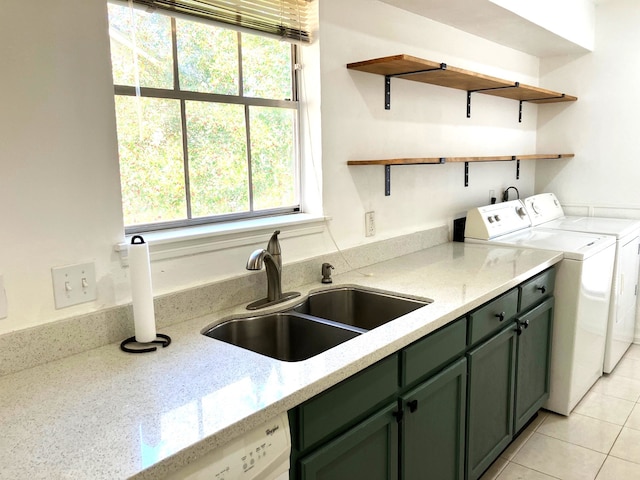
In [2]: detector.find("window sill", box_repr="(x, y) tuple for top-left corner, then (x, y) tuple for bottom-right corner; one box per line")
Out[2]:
(114, 214), (327, 265)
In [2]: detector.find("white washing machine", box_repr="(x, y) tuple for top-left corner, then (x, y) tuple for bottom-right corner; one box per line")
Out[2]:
(524, 193), (640, 374)
(465, 200), (616, 416)
(165, 413), (291, 480)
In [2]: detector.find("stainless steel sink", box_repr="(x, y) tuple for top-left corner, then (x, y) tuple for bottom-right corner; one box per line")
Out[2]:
(203, 287), (430, 361)
(291, 287), (429, 330)
(203, 313), (361, 362)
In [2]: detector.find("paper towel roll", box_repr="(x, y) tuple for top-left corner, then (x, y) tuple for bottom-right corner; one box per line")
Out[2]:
(129, 235), (156, 343)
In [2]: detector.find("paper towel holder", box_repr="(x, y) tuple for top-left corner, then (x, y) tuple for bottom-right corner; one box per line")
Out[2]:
(120, 235), (172, 354)
(120, 333), (171, 353)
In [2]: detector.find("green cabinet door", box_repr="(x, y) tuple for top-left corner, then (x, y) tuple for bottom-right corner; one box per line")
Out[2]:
(514, 297), (554, 433)
(401, 357), (467, 480)
(466, 325), (517, 480)
(299, 403), (399, 480)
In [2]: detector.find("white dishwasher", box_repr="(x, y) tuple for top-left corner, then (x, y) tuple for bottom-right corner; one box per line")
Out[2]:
(165, 413), (290, 480)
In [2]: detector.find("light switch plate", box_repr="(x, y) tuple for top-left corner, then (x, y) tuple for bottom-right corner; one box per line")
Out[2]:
(51, 262), (97, 309)
(0, 275), (7, 319)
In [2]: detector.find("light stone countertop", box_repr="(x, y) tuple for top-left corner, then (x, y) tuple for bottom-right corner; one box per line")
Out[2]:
(0, 242), (562, 479)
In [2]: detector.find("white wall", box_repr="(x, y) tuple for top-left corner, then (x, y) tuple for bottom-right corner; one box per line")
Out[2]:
(0, 0), (125, 332)
(0, 0), (542, 335)
(319, 0), (540, 248)
(490, 0), (595, 51)
(536, 0), (640, 210)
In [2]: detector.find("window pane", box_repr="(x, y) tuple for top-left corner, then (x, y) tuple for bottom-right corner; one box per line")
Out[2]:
(186, 102), (249, 217)
(107, 4), (173, 89)
(114, 96), (187, 225)
(176, 20), (239, 95)
(242, 33), (292, 100)
(250, 107), (297, 210)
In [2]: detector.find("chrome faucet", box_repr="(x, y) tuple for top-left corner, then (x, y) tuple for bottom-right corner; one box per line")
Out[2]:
(246, 230), (300, 310)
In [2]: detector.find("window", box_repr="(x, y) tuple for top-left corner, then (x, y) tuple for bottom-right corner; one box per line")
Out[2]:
(107, 2), (300, 232)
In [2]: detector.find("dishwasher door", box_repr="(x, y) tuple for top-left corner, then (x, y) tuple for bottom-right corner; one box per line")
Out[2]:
(165, 413), (291, 480)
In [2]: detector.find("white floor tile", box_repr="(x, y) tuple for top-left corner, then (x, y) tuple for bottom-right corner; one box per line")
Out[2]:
(501, 411), (549, 460)
(622, 344), (640, 361)
(624, 403), (640, 431)
(609, 357), (640, 381)
(512, 433), (606, 480)
(573, 391), (635, 425)
(596, 456), (640, 479)
(478, 353), (640, 480)
(480, 456), (508, 480)
(590, 373), (640, 402)
(497, 462), (559, 480)
(536, 412), (622, 453)
(610, 427), (640, 464)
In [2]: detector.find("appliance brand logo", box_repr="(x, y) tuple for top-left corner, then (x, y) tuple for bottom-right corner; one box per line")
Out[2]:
(265, 425), (280, 436)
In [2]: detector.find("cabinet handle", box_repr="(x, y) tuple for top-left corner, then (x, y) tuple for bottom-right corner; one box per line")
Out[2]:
(495, 312), (505, 322)
(392, 410), (404, 422)
(515, 319), (530, 335)
(536, 286), (546, 294)
(407, 399), (418, 413)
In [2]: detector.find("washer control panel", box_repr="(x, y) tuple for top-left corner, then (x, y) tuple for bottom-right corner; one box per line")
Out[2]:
(465, 200), (532, 240)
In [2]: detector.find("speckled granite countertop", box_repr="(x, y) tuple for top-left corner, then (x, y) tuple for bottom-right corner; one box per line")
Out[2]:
(0, 242), (562, 479)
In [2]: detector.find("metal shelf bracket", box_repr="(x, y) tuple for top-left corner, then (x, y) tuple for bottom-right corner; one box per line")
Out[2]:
(385, 76), (391, 110)
(519, 94), (566, 122)
(519, 101), (523, 123)
(467, 82), (519, 118)
(385, 159), (445, 196)
(464, 155), (518, 187)
(385, 165), (391, 195)
(384, 64), (447, 110)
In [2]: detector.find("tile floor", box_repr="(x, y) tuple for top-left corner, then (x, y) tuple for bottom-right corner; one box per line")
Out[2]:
(480, 343), (640, 480)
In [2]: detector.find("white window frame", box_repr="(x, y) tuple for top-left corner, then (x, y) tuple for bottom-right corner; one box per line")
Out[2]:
(109, 4), (303, 235)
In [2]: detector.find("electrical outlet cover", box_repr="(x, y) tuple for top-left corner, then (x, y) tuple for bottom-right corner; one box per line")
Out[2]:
(365, 211), (376, 237)
(0, 275), (7, 319)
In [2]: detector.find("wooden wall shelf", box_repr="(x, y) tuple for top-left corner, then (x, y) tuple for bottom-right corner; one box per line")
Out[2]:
(348, 154), (574, 195)
(346, 54), (577, 121)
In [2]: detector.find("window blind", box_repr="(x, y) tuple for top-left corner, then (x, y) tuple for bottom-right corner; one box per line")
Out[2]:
(130, 0), (314, 42)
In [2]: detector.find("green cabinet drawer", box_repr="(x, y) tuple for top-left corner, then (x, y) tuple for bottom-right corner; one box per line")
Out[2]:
(519, 267), (555, 312)
(468, 289), (518, 346)
(401, 317), (467, 387)
(296, 354), (399, 451)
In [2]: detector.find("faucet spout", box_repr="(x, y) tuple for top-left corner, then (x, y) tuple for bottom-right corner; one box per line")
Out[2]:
(246, 249), (282, 302)
(245, 231), (300, 310)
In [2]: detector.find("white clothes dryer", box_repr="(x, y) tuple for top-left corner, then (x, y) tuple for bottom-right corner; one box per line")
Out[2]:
(524, 193), (640, 373)
(465, 200), (616, 416)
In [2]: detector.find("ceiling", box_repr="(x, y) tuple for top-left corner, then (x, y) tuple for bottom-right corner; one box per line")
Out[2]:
(379, 0), (592, 57)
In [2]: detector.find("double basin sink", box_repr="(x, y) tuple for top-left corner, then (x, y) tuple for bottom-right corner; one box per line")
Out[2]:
(203, 287), (430, 362)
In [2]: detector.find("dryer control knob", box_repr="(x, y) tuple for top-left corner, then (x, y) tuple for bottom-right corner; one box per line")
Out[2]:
(531, 202), (541, 214)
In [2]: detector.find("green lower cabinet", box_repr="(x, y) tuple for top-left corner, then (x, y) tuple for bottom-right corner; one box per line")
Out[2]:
(299, 403), (399, 480)
(466, 325), (517, 480)
(401, 358), (467, 480)
(514, 297), (554, 433)
(290, 274), (555, 480)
